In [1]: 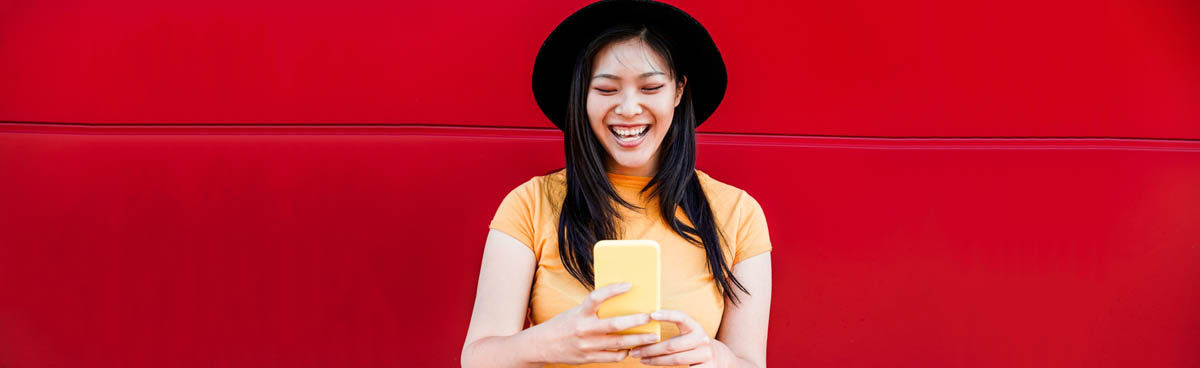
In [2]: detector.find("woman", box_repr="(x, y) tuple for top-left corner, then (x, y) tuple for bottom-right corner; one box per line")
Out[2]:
(461, 1), (772, 367)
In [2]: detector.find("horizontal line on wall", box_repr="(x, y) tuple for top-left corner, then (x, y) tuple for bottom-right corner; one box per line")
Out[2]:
(2, 121), (1199, 152)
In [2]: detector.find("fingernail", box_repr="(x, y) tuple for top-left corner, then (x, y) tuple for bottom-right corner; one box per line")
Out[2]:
(630, 349), (641, 357)
(651, 311), (663, 319)
(618, 282), (632, 290)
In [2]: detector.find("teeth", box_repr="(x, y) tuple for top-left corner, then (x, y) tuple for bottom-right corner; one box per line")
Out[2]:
(611, 125), (649, 137)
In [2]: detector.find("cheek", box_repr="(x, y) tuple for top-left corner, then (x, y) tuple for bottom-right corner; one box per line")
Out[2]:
(651, 98), (676, 129)
(586, 99), (609, 140)
(586, 95), (607, 126)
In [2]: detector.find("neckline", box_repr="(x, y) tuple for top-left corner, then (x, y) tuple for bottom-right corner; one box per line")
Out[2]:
(606, 171), (654, 190)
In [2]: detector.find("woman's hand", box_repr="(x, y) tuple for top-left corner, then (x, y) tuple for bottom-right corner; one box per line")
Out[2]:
(629, 310), (741, 367)
(524, 282), (661, 365)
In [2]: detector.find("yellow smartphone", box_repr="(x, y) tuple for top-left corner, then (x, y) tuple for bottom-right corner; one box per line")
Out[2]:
(593, 239), (661, 341)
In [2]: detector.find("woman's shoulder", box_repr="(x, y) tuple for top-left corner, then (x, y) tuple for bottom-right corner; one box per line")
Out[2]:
(503, 168), (565, 192)
(535, 169), (567, 199)
(491, 171), (566, 254)
(696, 169), (747, 198)
(498, 168), (566, 210)
(695, 169), (764, 212)
(540, 168), (567, 188)
(697, 170), (773, 263)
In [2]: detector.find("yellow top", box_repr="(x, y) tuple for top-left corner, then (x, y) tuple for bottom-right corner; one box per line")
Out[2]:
(488, 169), (773, 367)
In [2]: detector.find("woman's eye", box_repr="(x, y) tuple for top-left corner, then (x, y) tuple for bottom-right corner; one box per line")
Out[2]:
(643, 85), (664, 91)
(594, 88), (616, 93)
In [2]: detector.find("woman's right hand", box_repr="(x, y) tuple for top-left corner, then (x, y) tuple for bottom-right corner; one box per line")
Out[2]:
(524, 282), (661, 365)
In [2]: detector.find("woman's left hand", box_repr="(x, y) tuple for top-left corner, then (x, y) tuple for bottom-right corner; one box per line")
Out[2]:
(629, 309), (740, 367)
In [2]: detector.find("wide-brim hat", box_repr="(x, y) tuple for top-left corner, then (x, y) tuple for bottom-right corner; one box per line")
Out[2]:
(531, 0), (727, 131)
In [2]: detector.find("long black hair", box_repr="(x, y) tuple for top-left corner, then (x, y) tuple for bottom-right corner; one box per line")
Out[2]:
(551, 23), (749, 304)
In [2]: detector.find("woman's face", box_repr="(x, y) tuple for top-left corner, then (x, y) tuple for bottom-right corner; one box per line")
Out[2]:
(587, 38), (685, 177)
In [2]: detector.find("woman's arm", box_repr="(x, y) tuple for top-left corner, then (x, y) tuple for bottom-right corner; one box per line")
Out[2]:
(462, 229), (662, 367)
(716, 252), (772, 367)
(460, 229), (540, 368)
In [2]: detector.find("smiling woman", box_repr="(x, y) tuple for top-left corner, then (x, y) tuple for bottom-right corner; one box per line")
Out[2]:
(460, 1), (772, 367)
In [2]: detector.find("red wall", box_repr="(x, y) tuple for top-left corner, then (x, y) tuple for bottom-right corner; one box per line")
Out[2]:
(2, 0), (1199, 137)
(1, 0), (1199, 367)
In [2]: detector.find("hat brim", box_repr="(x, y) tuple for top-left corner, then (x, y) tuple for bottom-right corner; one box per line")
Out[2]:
(531, 0), (727, 131)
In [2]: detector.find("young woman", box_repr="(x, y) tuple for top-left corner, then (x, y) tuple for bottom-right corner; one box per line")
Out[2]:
(461, 1), (772, 367)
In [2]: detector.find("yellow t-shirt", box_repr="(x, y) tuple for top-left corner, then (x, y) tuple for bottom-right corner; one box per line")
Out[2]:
(489, 169), (772, 367)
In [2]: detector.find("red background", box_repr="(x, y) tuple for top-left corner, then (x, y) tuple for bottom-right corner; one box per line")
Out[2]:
(1, 0), (1198, 366)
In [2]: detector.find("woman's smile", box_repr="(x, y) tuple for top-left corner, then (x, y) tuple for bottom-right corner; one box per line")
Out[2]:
(609, 124), (652, 147)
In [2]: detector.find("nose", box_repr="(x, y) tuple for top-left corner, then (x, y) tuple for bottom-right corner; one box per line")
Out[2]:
(614, 91), (643, 118)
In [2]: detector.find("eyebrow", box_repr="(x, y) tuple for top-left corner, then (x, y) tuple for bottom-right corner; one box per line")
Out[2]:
(591, 71), (666, 80)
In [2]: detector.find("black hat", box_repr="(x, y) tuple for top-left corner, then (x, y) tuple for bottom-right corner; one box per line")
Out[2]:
(531, 0), (728, 131)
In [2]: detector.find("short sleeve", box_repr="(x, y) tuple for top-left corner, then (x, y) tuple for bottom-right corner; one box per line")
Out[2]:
(734, 190), (772, 265)
(488, 178), (539, 256)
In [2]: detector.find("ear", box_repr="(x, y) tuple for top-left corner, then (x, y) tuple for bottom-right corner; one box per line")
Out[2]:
(673, 76), (687, 108)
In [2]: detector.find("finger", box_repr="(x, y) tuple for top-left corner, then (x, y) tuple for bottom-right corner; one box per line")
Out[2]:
(582, 350), (629, 364)
(583, 333), (659, 351)
(649, 309), (702, 335)
(585, 313), (651, 334)
(638, 346), (712, 366)
(580, 282), (632, 315)
(630, 331), (710, 358)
